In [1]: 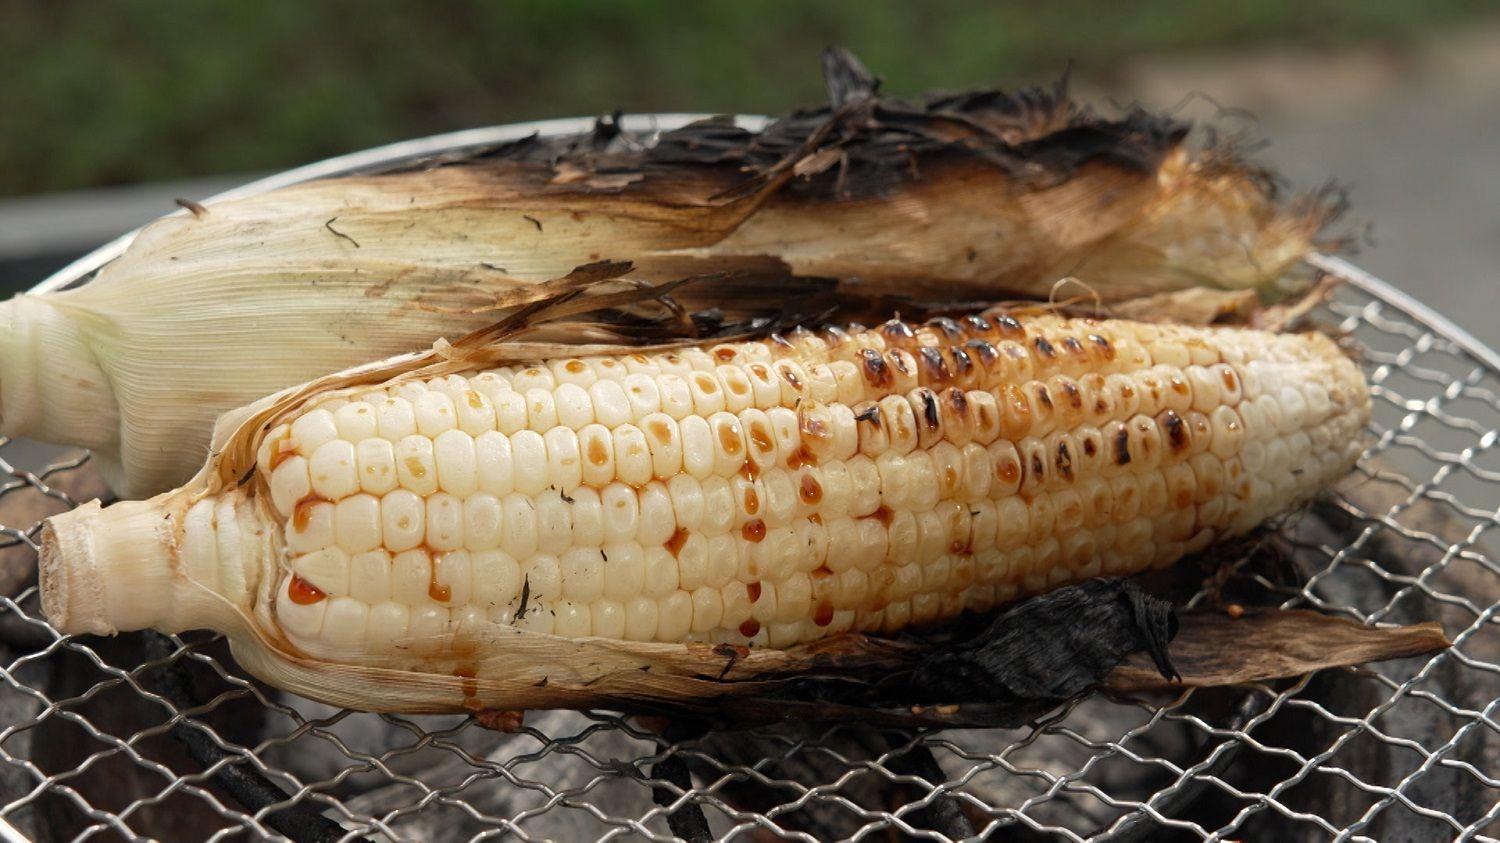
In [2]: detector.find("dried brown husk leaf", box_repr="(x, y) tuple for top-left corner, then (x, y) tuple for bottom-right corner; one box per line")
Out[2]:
(1059, 148), (1337, 299)
(208, 574), (1446, 724)
(1108, 286), (1261, 325)
(1102, 609), (1449, 693)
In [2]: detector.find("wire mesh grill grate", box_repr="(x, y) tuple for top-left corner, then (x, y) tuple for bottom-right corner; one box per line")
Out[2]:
(0, 278), (1495, 842)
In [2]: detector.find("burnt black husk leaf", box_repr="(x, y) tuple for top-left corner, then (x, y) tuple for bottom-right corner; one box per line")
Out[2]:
(385, 46), (1186, 202)
(902, 578), (1177, 703)
(686, 579), (1182, 729)
(821, 45), (880, 107)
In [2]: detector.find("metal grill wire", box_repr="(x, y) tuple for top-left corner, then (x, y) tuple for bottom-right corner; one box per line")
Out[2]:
(0, 280), (1497, 841)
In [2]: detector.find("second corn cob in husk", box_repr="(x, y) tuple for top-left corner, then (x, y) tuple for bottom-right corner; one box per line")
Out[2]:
(1, 49), (1333, 499)
(39, 297), (1369, 713)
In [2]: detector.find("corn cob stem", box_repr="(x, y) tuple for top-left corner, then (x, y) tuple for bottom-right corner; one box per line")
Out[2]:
(43, 310), (1368, 659)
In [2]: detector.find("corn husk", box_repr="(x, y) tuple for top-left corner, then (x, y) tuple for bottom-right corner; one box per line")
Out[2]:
(1, 49), (1332, 498)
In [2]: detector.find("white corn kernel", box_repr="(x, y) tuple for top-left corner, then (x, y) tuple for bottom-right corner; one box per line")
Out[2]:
(636, 482), (676, 546)
(462, 493), (503, 551)
(349, 550), (392, 604)
(567, 487), (604, 546)
(414, 391), (458, 438)
(287, 500), (335, 554)
(701, 477), (735, 535)
(376, 397), (418, 443)
(657, 374), (694, 420)
(290, 409), (340, 458)
(680, 416), (714, 479)
(1186, 365), (1220, 413)
(578, 423), (615, 486)
(425, 493), (464, 551)
(717, 365), (753, 413)
(674, 532), (708, 590)
(319, 596), (370, 647)
(1212, 364), (1243, 405)
(521, 554), (561, 603)
(618, 597), (655, 641)
(708, 412), (747, 477)
(697, 533), (733, 586)
(534, 492), (572, 555)
(554, 383), (593, 429)
(745, 363), (781, 408)
(553, 359), (596, 387)
(600, 483), (640, 544)
(560, 547), (605, 603)
(455, 389), (495, 435)
(589, 379), (631, 428)
(641, 414), (684, 480)
(643, 546), (678, 597)
(622, 374), (661, 417)
(666, 474), (705, 532)
(510, 430), (548, 496)
(432, 430), (478, 497)
(1210, 405), (1245, 459)
(390, 549), (432, 605)
(471, 550), (521, 608)
(514, 602), (554, 634)
(334, 494), (382, 554)
(292, 546), (349, 597)
(409, 605), (449, 639)
(276, 576), (327, 639)
(690, 586), (723, 632)
(366, 602), (411, 648)
(658, 591), (694, 641)
(270, 456), (312, 517)
(309, 440), (359, 501)
(688, 371), (726, 416)
(543, 427), (582, 491)
(492, 391), (528, 434)
(524, 388), (559, 431)
(500, 494), (539, 560)
(394, 435), (439, 496)
(613, 424), (653, 487)
(474, 431), (515, 497)
(333, 402), (378, 442)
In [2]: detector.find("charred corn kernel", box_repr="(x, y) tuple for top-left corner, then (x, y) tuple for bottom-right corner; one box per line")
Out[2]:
(44, 312), (1370, 659)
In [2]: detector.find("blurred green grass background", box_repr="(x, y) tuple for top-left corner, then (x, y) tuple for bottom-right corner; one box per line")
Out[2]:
(2, 0), (1494, 197)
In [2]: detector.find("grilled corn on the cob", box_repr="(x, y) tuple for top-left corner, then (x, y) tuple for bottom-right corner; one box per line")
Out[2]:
(45, 311), (1366, 641)
(39, 309), (1368, 710)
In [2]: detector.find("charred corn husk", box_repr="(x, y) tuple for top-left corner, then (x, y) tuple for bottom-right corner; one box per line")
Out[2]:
(39, 308), (1368, 712)
(1, 49), (1331, 499)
